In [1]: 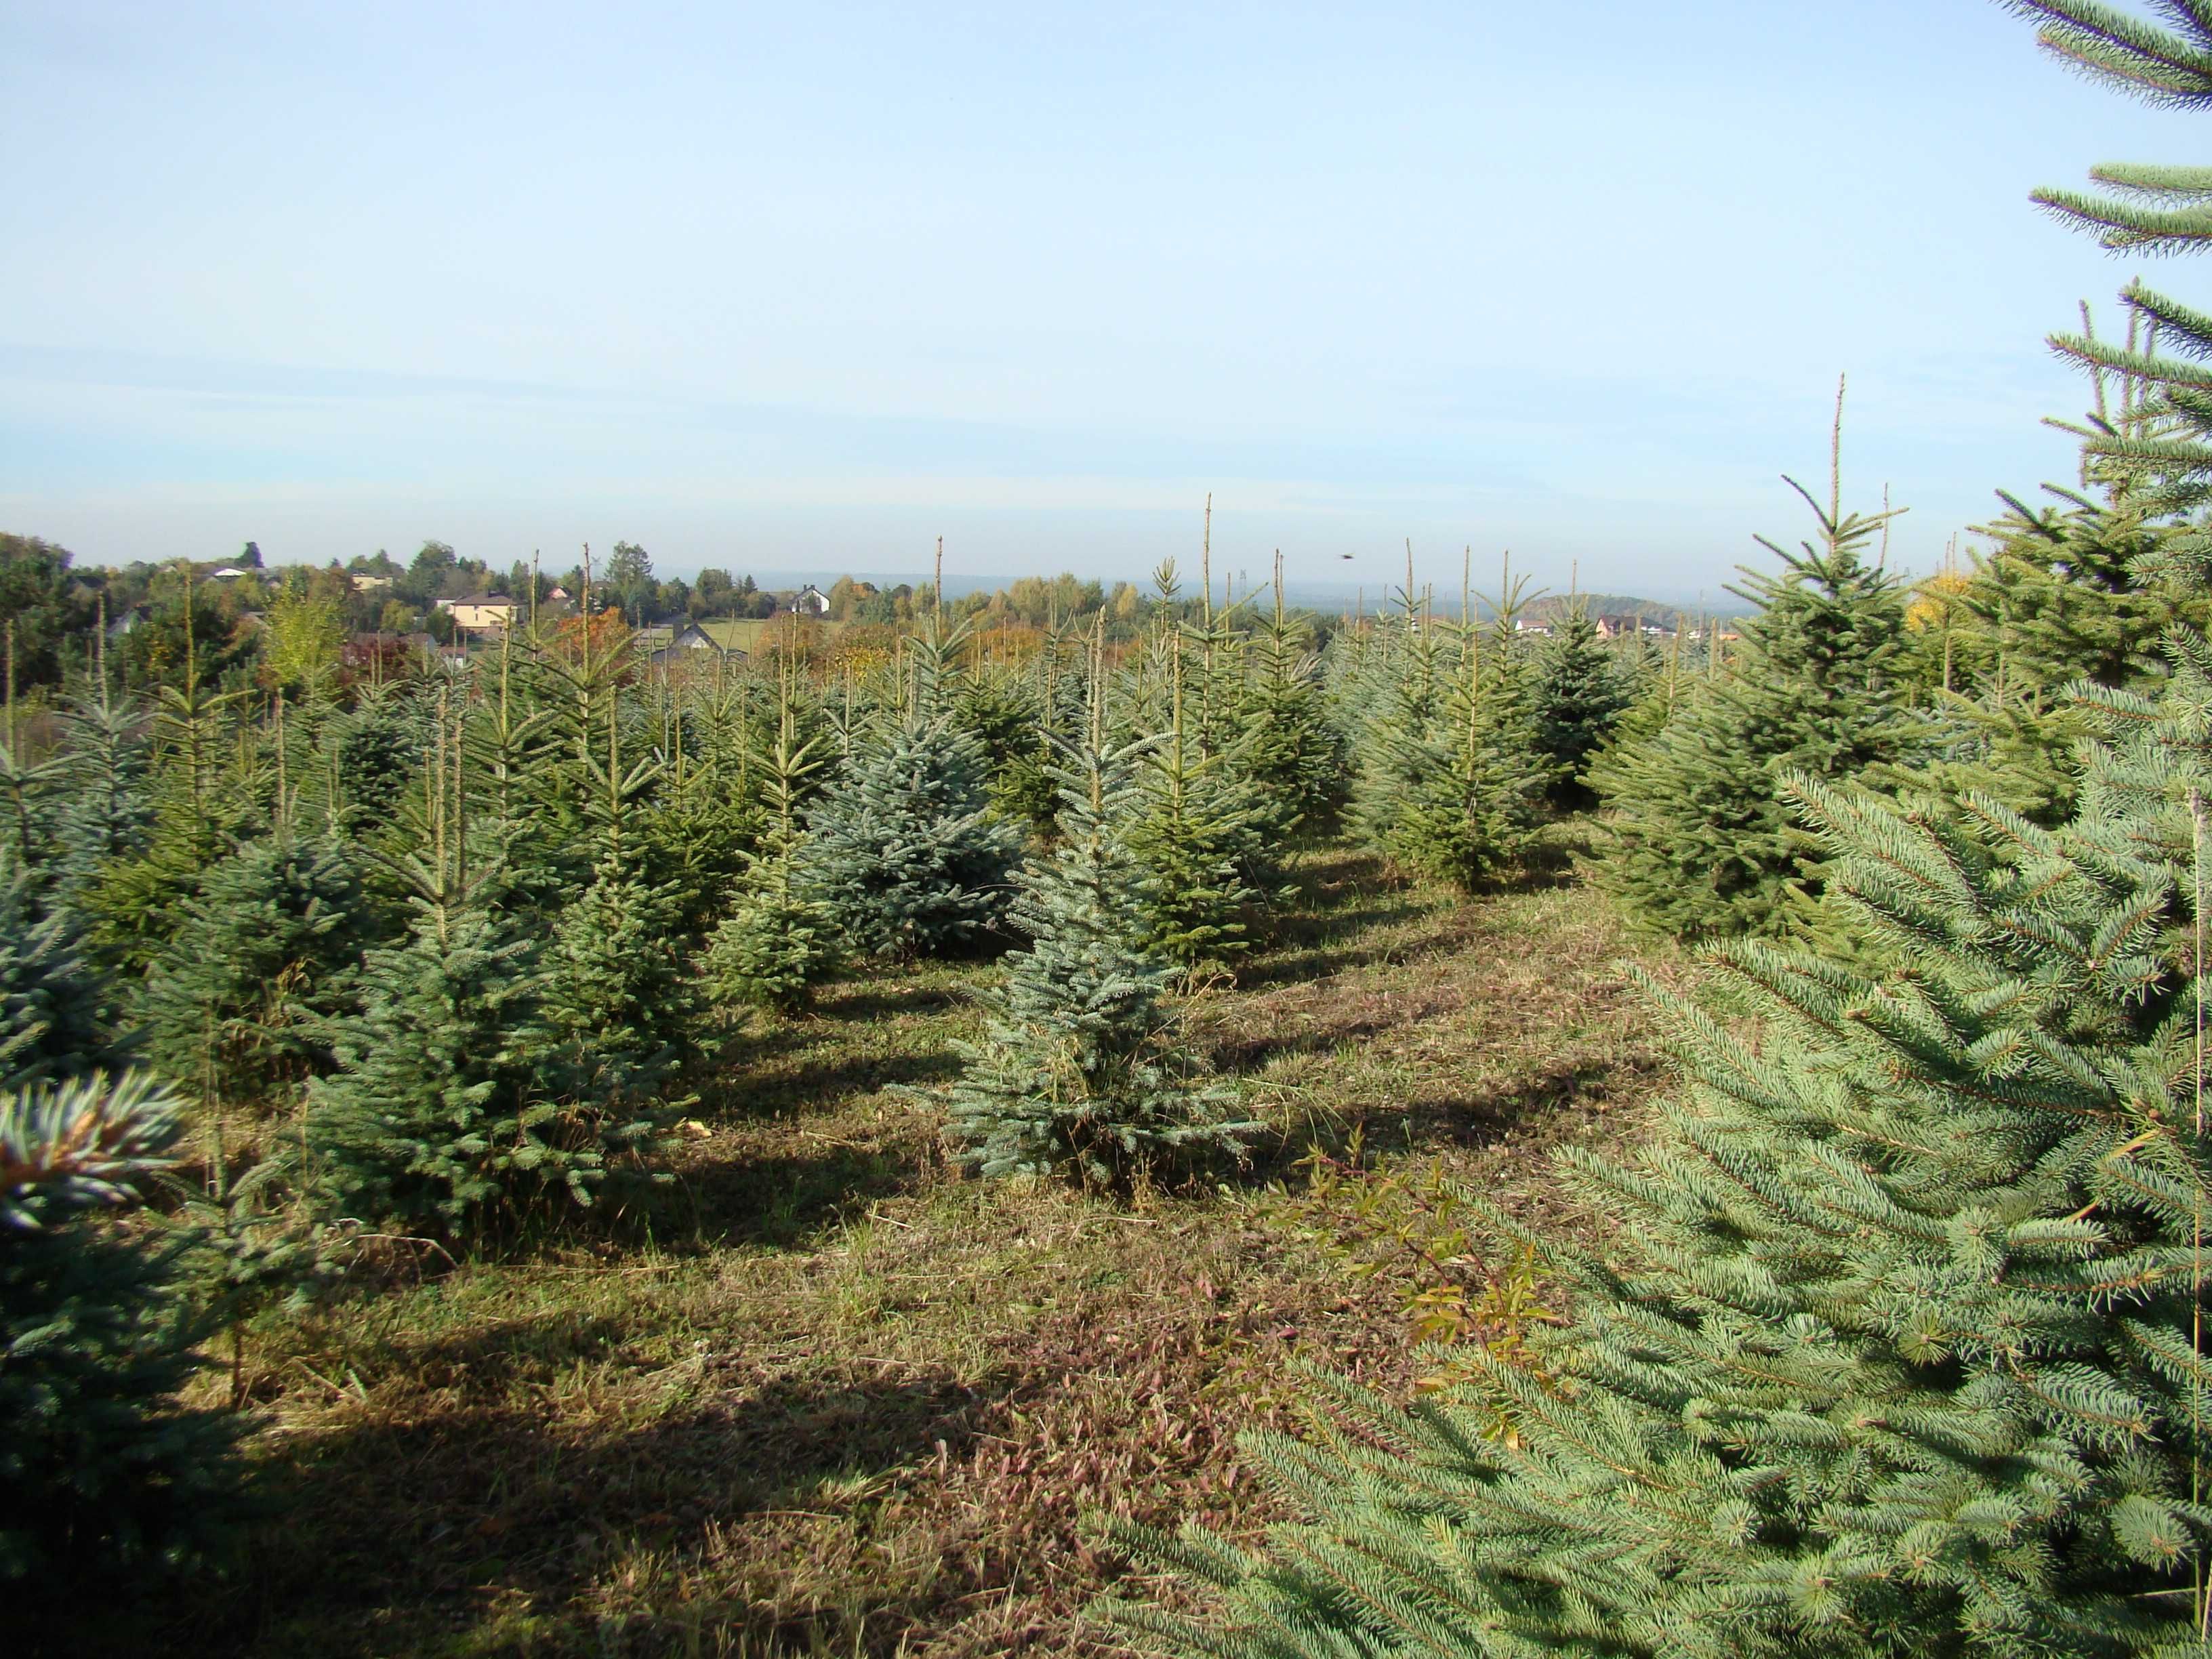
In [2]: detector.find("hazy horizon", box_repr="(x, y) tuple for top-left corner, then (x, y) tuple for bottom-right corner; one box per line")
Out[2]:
(3, 2), (2183, 596)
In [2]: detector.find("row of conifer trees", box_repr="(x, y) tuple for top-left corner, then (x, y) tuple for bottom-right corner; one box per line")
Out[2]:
(0, 548), (1462, 1577)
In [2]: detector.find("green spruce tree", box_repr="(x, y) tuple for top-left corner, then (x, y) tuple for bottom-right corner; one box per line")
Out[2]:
(1112, 14), (2212, 1652)
(1532, 601), (1635, 812)
(1590, 448), (1921, 941)
(943, 696), (1258, 1190)
(705, 660), (842, 1013)
(0, 849), (121, 1090)
(1111, 762), (2212, 1654)
(1126, 622), (1269, 973)
(1230, 554), (1349, 843)
(47, 661), (151, 912)
(798, 627), (1019, 959)
(307, 722), (655, 1237)
(1353, 577), (1549, 893)
(138, 834), (378, 1115)
(538, 693), (697, 1107)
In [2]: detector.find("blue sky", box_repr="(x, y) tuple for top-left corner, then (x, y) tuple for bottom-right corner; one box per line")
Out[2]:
(0, 1), (2196, 600)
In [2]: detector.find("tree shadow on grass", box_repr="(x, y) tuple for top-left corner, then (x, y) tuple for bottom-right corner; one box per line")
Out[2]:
(813, 982), (965, 1023)
(677, 1145), (920, 1247)
(724, 1048), (964, 1121)
(1228, 923), (1435, 991)
(356, 1311), (639, 1405)
(75, 1365), (1027, 1659)
(1366, 1054), (1645, 1153)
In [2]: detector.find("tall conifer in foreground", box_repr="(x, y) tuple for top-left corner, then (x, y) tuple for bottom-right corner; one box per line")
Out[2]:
(944, 668), (1258, 1189)
(1111, 760), (2212, 1654)
(1589, 438), (1920, 941)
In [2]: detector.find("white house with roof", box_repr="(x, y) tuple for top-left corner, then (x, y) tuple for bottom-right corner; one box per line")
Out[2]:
(437, 594), (521, 633)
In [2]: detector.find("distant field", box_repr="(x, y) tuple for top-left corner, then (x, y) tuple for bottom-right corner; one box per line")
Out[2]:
(696, 617), (847, 653)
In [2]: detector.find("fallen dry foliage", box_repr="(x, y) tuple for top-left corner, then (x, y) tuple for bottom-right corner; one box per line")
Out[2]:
(64, 844), (1674, 1659)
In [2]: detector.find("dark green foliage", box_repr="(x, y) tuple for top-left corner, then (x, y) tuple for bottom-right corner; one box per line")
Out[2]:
(307, 897), (656, 1236)
(1126, 735), (1269, 973)
(1232, 603), (1349, 842)
(83, 825), (218, 984)
(0, 533), (98, 689)
(703, 863), (842, 1014)
(1903, 495), (2189, 826)
(799, 712), (1019, 960)
(1589, 483), (1920, 941)
(1532, 605), (1635, 811)
(138, 835), (380, 1113)
(703, 671), (842, 1013)
(79, 661), (253, 980)
(539, 851), (697, 1109)
(634, 766), (766, 942)
(1353, 618), (1549, 893)
(954, 663), (1061, 835)
(1965, 495), (2180, 695)
(322, 682), (428, 836)
(47, 674), (152, 910)
(169, 1151), (342, 1337)
(1, 1071), (243, 1580)
(944, 732), (1258, 1189)
(0, 853), (119, 1090)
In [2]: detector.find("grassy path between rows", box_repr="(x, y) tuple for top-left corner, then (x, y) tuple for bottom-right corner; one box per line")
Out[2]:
(85, 846), (1673, 1658)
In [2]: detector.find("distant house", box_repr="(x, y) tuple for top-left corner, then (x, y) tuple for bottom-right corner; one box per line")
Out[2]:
(437, 594), (520, 633)
(350, 573), (394, 593)
(791, 585), (832, 617)
(106, 607), (146, 640)
(207, 566), (248, 581)
(637, 620), (745, 666)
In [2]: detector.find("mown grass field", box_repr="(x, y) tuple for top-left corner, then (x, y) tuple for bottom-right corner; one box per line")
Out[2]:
(70, 841), (1677, 1659)
(697, 619), (848, 654)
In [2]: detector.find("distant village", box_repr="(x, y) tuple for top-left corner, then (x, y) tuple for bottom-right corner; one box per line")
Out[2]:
(91, 540), (844, 677)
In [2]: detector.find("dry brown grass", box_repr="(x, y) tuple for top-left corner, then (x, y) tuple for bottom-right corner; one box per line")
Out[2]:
(63, 844), (1676, 1659)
